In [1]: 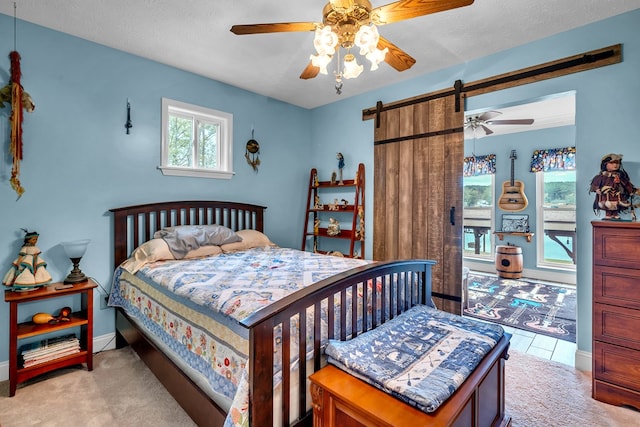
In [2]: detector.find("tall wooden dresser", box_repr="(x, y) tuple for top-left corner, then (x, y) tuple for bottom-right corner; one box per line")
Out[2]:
(592, 220), (640, 410)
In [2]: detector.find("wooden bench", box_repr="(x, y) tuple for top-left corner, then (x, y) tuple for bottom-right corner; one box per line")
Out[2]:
(309, 333), (511, 427)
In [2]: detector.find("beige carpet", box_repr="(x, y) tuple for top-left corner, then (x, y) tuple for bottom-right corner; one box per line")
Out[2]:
(1, 347), (639, 426)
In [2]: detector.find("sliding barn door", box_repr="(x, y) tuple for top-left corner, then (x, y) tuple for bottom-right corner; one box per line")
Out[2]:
(373, 95), (463, 314)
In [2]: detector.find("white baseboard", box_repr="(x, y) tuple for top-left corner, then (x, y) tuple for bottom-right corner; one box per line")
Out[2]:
(575, 349), (592, 372)
(0, 332), (116, 382)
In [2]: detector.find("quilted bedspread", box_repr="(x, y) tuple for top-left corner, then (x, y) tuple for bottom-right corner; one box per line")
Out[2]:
(108, 246), (368, 427)
(324, 304), (504, 413)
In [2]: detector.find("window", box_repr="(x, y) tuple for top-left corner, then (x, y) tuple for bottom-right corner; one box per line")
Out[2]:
(160, 98), (233, 179)
(463, 174), (495, 259)
(536, 170), (576, 269)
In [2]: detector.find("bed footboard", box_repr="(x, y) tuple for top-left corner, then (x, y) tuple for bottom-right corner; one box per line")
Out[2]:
(241, 259), (437, 426)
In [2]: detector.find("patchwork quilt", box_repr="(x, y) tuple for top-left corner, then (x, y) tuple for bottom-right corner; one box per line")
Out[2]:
(108, 246), (369, 427)
(324, 304), (504, 413)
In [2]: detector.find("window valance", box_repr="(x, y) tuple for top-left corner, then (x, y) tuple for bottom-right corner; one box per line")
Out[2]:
(530, 147), (576, 172)
(463, 154), (496, 177)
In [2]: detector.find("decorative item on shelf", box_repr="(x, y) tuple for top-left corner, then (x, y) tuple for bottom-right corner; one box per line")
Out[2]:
(313, 171), (319, 187)
(331, 171), (337, 185)
(327, 251), (344, 257)
(327, 218), (341, 236)
(328, 199), (340, 211)
(590, 153), (639, 220)
(337, 152), (345, 185)
(3, 229), (52, 291)
(314, 195), (323, 209)
(501, 214), (529, 232)
(355, 206), (365, 241)
(245, 129), (261, 172)
(32, 306), (72, 325)
(124, 98), (133, 134)
(314, 218), (321, 234)
(61, 239), (90, 284)
(341, 199), (349, 209)
(0, 4), (35, 199)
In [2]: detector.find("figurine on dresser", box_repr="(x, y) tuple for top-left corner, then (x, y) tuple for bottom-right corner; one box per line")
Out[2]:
(3, 230), (52, 291)
(590, 153), (638, 220)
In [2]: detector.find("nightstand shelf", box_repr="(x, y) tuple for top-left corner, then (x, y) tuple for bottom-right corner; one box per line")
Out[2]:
(4, 279), (96, 396)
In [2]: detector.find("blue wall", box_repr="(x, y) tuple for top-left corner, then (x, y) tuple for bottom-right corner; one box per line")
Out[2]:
(1, 9), (639, 367)
(0, 14), (311, 363)
(309, 9), (640, 360)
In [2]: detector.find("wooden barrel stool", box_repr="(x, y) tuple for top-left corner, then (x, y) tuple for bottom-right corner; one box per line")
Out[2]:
(495, 245), (523, 279)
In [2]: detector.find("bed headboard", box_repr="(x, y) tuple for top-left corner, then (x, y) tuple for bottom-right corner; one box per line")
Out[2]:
(109, 200), (267, 269)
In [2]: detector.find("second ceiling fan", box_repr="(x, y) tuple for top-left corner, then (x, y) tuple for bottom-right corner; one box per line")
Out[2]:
(464, 110), (535, 138)
(230, 0), (475, 90)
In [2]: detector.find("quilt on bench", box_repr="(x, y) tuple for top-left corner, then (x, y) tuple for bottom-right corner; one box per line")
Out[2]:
(324, 304), (504, 413)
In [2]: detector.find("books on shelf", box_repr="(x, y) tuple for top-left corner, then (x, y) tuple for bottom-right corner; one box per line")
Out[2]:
(20, 334), (80, 367)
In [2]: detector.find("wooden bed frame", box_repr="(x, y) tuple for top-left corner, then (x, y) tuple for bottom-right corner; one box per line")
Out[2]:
(110, 200), (510, 427)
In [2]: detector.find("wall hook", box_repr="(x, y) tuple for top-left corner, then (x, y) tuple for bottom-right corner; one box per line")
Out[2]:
(125, 99), (133, 134)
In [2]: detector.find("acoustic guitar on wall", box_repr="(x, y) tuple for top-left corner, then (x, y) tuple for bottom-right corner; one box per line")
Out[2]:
(498, 150), (528, 211)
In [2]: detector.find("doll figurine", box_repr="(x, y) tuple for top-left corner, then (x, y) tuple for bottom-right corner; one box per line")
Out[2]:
(590, 153), (637, 220)
(3, 230), (52, 290)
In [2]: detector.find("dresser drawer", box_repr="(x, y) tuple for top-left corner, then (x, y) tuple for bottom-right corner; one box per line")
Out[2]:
(592, 222), (640, 269)
(593, 265), (640, 310)
(593, 341), (640, 393)
(594, 303), (640, 351)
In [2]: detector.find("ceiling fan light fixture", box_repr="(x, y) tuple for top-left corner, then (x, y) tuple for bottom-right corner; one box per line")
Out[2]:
(310, 53), (333, 75)
(354, 24), (379, 55)
(313, 26), (339, 56)
(342, 53), (363, 79)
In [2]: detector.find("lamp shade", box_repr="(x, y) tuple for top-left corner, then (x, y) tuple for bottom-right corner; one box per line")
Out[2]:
(61, 239), (90, 259)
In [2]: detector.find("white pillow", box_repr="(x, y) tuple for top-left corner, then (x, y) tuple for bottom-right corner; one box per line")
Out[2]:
(220, 229), (276, 253)
(121, 238), (223, 273)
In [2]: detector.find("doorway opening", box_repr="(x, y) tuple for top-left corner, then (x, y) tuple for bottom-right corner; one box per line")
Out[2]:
(462, 92), (577, 365)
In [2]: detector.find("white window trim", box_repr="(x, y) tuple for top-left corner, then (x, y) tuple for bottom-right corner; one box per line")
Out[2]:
(159, 98), (234, 179)
(462, 174), (496, 261)
(535, 171), (576, 271)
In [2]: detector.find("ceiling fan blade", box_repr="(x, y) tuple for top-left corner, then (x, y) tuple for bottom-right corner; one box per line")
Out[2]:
(377, 36), (416, 71)
(230, 22), (318, 35)
(300, 61), (320, 80)
(371, 0), (474, 25)
(486, 119), (535, 125)
(477, 110), (502, 122)
(481, 124), (494, 136)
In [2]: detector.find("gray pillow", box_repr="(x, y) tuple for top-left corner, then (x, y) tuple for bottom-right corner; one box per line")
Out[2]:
(154, 224), (241, 259)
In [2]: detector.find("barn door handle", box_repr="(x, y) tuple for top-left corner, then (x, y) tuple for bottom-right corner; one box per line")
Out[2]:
(450, 206), (455, 225)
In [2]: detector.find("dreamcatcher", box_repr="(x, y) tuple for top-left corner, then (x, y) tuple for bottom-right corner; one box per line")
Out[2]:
(245, 130), (260, 172)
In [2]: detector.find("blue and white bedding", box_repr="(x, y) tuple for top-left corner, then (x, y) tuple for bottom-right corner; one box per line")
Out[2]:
(324, 304), (504, 413)
(108, 246), (369, 427)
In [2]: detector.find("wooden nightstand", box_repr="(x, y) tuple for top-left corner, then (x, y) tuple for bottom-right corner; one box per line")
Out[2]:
(4, 279), (97, 396)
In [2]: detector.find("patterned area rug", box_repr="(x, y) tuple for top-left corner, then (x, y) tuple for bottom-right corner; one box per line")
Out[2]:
(463, 272), (576, 343)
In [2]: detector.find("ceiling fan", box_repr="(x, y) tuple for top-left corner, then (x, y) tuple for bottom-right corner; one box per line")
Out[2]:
(464, 111), (535, 138)
(230, 0), (474, 90)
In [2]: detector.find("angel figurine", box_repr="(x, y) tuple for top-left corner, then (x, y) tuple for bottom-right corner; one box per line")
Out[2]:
(3, 230), (52, 290)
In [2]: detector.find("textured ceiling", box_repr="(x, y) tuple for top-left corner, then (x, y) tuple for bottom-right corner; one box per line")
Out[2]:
(1, 1), (639, 109)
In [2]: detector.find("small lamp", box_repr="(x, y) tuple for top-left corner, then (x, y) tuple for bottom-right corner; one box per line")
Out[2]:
(61, 239), (90, 284)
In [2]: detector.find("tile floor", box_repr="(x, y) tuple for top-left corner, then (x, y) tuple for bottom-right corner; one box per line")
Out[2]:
(500, 324), (577, 367)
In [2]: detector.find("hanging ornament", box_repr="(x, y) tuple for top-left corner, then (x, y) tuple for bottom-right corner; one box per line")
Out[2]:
(245, 129), (260, 172)
(0, 3), (35, 199)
